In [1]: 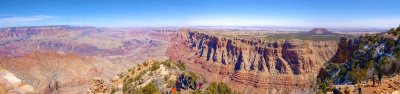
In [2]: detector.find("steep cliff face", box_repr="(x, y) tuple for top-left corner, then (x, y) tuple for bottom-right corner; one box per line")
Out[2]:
(316, 26), (400, 93)
(329, 37), (355, 63)
(168, 30), (339, 93)
(186, 31), (337, 74)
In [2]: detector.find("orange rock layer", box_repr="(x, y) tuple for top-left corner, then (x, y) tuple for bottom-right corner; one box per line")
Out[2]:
(167, 30), (339, 93)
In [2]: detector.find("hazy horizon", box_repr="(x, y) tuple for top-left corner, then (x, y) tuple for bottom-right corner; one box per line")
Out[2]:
(1, 0), (400, 28)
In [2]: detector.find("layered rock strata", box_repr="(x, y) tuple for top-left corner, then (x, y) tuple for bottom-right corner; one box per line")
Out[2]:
(167, 30), (339, 93)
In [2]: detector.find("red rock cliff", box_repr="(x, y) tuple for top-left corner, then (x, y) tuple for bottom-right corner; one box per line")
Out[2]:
(167, 30), (339, 93)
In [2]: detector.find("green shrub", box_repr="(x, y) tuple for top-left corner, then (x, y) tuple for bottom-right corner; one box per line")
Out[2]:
(191, 90), (203, 94)
(162, 60), (172, 68)
(126, 77), (134, 84)
(177, 62), (186, 70)
(317, 67), (329, 82)
(137, 64), (142, 70)
(134, 71), (147, 81)
(141, 83), (161, 94)
(143, 62), (149, 66)
(349, 68), (367, 83)
(394, 47), (400, 58)
(397, 25), (400, 31)
(206, 82), (234, 94)
(151, 62), (161, 71)
(123, 77), (135, 93)
(206, 82), (218, 94)
(367, 60), (374, 69)
(390, 28), (398, 35)
(338, 65), (347, 77)
(187, 71), (198, 81)
(118, 73), (125, 79)
(370, 48), (376, 58)
(318, 81), (329, 93)
(386, 39), (396, 48)
(380, 56), (390, 65)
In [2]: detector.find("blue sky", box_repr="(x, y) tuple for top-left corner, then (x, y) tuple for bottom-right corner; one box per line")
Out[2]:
(1, 0), (400, 28)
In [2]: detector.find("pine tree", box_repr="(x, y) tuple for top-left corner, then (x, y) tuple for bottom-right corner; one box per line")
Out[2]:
(397, 25), (400, 31)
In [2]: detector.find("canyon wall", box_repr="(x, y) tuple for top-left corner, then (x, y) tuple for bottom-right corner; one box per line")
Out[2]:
(329, 37), (355, 64)
(0, 26), (174, 93)
(168, 30), (339, 93)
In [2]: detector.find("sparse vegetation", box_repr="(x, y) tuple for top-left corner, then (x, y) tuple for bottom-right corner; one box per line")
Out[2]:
(166, 79), (175, 88)
(317, 81), (329, 93)
(349, 68), (367, 83)
(389, 26), (400, 37)
(187, 71), (198, 81)
(206, 82), (234, 94)
(110, 88), (116, 94)
(134, 70), (147, 81)
(164, 75), (170, 81)
(390, 62), (399, 75)
(118, 60), (200, 94)
(122, 69), (148, 93)
(177, 61), (186, 70)
(161, 60), (172, 68)
(191, 90), (203, 94)
(143, 62), (149, 66)
(140, 83), (161, 94)
(151, 62), (161, 71)
(123, 77), (135, 93)
(137, 64), (142, 70)
(317, 25), (400, 93)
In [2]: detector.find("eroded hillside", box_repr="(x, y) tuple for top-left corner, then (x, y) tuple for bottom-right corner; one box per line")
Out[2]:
(89, 60), (236, 94)
(317, 25), (400, 93)
(0, 26), (175, 93)
(167, 29), (346, 93)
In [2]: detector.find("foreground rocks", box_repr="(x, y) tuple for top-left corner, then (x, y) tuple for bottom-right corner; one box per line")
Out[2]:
(88, 60), (208, 94)
(329, 75), (400, 94)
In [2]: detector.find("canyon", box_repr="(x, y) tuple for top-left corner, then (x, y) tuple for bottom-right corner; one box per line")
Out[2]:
(0, 25), (378, 94)
(0, 26), (174, 93)
(167, 29), (343, 93)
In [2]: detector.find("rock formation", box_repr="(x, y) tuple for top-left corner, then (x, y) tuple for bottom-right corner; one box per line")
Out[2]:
(167, 29), (339, 93)
(0, 26), (175, 93)
(329, 37), (355, 63)
(88, 60), (195, 94)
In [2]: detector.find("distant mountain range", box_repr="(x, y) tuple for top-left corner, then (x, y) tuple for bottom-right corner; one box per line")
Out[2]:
(189, 26), (388, 32)
(0, 25), (388, 33)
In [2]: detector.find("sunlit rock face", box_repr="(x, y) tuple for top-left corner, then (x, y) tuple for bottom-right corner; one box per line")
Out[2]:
(168, 29), (339, 93)
(0, 26), (175, 93)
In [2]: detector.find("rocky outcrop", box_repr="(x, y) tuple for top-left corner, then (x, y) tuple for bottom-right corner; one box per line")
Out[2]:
(88, 60), (192, 94)
(182, 30), (337, 74)
(329, 37), (355, 63)
(168, 30), (339, 93)
(316, 25), (400, 93)
(41, 80), (59, 94)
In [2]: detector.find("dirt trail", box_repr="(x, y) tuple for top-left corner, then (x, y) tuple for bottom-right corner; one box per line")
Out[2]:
(332, 75), (400, 94)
